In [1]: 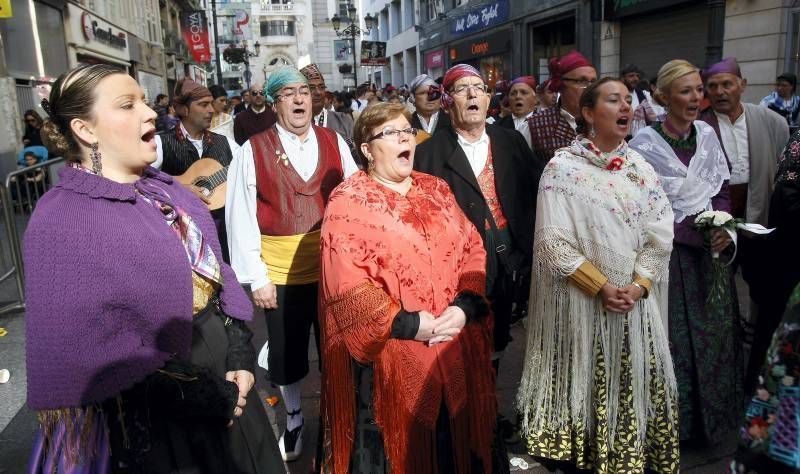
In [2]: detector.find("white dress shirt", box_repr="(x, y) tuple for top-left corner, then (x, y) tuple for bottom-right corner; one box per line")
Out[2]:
(456, 129), (490, 177)
(417, 111), (439, 134)
(560, 108), (578, 132)
(226, 124), (358, 291)
(715, 110), (750, 185)
(313, 108), (328, 128)
(513, 111), (534, 149)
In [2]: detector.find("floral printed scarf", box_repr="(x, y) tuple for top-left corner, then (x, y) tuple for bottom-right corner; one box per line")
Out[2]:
(567, 137), (630, 171)
(776, 130), (800, 185)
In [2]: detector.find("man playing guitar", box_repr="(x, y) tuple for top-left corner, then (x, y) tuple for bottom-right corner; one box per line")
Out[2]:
(153, 78), (237, 263)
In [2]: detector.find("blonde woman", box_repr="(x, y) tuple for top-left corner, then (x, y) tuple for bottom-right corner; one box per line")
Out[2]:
(630, 59), (742, 445)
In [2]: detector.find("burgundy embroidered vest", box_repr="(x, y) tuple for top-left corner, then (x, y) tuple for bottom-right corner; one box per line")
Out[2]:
(251, 125), (343, 236)
(528, 107), (576, 162)
(477, 144), (508, 230)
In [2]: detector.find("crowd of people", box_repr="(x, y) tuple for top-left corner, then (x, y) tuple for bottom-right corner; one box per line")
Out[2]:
(18, 50), (800, 474)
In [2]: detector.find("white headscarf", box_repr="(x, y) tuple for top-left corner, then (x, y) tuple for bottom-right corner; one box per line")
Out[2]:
(629, 121), (730, 222)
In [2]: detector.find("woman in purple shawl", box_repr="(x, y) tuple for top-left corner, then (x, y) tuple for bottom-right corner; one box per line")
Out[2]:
(25, 65), (283, 473)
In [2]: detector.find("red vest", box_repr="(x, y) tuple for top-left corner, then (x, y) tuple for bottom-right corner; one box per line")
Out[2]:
(251, 125), (343, 236)
(477, 143), (508, 230)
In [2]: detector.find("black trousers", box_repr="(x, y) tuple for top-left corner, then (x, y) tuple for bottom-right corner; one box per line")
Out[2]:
(264, 282), (320, 386)
(489, 264), (514, 353)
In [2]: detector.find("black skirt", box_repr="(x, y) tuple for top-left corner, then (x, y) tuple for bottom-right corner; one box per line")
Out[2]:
(105, 303), (285, 474)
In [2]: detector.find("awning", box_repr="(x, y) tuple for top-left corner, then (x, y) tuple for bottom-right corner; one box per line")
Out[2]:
(70, 44), (130, 69)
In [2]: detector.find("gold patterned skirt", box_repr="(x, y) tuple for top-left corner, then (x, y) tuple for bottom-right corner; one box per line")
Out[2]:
(524, 324), (680, 474)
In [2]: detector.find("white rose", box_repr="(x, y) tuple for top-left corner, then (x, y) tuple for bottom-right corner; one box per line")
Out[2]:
(712, 211), (733, 226)
(696, 211), (714, 224)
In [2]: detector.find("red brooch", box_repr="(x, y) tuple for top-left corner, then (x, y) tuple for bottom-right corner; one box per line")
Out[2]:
(606, 157), (624, 171)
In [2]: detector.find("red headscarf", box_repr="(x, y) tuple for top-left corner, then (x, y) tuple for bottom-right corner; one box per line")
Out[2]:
(172, 78), (212, 118)
(510, 75), (537, 92)
(441, 63), (483, 109)
(547, 50), (593, 92)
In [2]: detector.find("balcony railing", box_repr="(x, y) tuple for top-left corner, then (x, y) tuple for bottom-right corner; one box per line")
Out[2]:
(259, 35), (295, 45)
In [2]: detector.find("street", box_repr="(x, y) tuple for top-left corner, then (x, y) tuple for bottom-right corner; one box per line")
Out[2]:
(0, 294), (737, 473)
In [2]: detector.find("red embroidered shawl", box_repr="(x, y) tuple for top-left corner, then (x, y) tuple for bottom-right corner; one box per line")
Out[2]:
(319, 171), (496, 473)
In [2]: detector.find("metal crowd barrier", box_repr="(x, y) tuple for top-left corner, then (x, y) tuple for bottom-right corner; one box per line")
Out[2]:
(0, 157), (65, 315)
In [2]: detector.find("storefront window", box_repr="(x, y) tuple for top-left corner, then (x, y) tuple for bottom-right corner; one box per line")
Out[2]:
(480, 56), (507, 90)
(788, 10), (800, 77)
(528, 16), (576, 81)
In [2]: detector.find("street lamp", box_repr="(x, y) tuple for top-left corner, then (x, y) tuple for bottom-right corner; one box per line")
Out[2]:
(331, 3), (374, 89)
(243, 40), (261, 90)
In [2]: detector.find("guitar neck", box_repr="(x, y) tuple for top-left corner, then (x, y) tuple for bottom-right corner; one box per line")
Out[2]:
(207, 166), (229, 190)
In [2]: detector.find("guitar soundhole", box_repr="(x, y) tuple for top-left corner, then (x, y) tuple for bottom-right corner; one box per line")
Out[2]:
(194, 179), (212, 191)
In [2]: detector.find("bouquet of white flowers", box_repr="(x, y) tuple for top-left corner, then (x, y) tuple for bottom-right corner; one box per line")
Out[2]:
(694, 210), (741, 312)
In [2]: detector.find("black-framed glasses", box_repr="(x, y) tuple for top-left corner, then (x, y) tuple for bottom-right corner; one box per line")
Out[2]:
(367, 126), (418, 142)
(562, 77), (597, 88)
(450, 83), (489, 97)
(308, 84), (327, 93)
(251, 91), (265, 96)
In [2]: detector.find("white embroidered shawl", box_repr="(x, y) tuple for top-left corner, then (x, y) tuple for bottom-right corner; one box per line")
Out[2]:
(629, 121), (730, 223)
(517, 144), (677, 447)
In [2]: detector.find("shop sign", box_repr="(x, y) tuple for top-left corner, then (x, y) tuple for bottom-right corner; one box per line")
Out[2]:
(450, 0), (508, 37)
(361, 41), (387, 66)
(81, 12), (127, 49)
(449, 29), (511, 62)
(594, 0), (693, 19)
(425, 50), (444, 70)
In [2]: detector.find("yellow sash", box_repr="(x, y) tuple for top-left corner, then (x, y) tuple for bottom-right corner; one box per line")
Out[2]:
(260, 230), (321, 285)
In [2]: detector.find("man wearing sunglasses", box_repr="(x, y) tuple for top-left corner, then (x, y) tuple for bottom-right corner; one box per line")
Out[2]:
(409, 73), (450, 135)
(226, 66), (358, 463)
(415, 63), (544, 382)
(233, 83), (278, 145)
(527, 50), (596, 163)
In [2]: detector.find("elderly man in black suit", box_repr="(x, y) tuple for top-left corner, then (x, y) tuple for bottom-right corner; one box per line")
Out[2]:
(300, 63), (354, 142)
(415, 64), (544, 372)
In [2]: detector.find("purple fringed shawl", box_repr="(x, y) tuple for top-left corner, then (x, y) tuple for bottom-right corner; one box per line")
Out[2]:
(23, 165), (252, 410)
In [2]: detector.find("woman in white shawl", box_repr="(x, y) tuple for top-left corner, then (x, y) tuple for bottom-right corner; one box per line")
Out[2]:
(517, 77), (679, 473)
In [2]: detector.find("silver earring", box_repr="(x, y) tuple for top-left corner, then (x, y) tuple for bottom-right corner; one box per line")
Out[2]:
(90, 142), (102, 175)
(589, 126), (596, 138)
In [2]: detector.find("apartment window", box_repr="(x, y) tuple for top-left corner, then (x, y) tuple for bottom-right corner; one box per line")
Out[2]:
(338, 0), (353, 22)
(260, 20), (295, 36)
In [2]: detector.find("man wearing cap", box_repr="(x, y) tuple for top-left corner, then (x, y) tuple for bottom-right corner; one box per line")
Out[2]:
(300, 63), (354, 141)
(415, 64), (544, 375)
(621, 64), (658, 137)
(226, 66), (358, 462)
(153, 77), (236, 262)
(760, 72), (800, 129)
(700, 57), (790, 393)
(233, 83), (278, 145)
(409, 73), (450, 135)
(496, 76), (538, 148)
(527, 50), (597, 163)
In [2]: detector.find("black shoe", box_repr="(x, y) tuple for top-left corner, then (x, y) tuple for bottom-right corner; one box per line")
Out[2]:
(279, 423), (303, 462)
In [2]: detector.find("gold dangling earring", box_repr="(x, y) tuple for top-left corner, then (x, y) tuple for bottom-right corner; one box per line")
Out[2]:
(90, 142), (102, 175)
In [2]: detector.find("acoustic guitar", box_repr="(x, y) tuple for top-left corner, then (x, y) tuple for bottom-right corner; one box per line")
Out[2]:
(175, 158), (228, 211)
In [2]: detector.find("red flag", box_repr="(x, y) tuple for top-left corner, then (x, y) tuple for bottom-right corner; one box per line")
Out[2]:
(181, 11), (211, 64)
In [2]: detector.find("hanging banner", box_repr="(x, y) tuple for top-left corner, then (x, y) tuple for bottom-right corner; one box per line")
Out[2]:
(0, 0), (12, 18)
(181, 10), (211, 63)
(233, 10), (250, 40)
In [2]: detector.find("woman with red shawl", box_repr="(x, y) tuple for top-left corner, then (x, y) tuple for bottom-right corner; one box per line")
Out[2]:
(319, 102), (497, 473)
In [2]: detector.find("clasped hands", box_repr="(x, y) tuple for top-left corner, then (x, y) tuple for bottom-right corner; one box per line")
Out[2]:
(599, 282), (644, 314)
(414, 306), (467, 346)
(224, 369), (255, 427)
